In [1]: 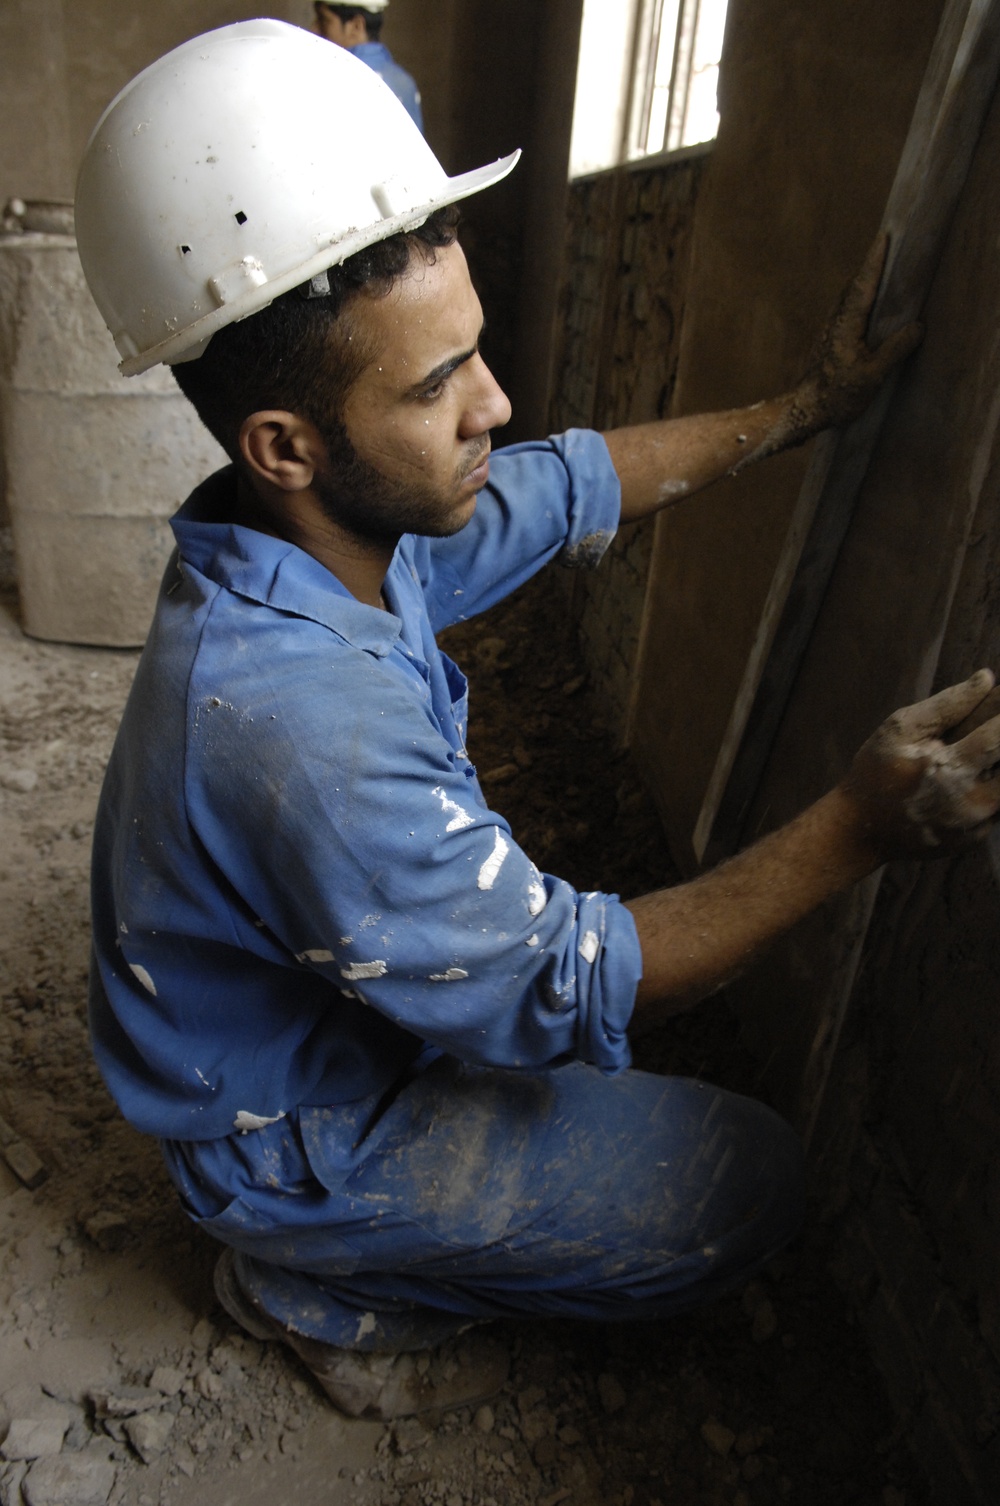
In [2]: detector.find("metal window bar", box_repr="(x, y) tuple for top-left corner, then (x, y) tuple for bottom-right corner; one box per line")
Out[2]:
(624, 0), (666, 158)
(641, 0), (672, 153)
(628, 0), (723, 158)
(665, 0), (703, 152)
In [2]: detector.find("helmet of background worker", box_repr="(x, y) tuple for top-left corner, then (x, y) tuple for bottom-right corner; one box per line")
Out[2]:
(74, 18), (519, 377)
(314, 0), (391, 25)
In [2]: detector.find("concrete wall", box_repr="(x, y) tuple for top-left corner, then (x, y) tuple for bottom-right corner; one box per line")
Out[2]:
(415, 0), (586, 444)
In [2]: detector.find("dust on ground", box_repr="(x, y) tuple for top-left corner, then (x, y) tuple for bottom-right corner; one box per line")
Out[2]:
(0, 556), (929, 1506)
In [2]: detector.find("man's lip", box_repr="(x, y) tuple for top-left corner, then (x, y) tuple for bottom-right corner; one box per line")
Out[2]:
(466, 453), (490, 488)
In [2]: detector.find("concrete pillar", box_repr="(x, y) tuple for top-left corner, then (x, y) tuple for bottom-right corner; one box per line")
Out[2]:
(0, 230), (226, 645)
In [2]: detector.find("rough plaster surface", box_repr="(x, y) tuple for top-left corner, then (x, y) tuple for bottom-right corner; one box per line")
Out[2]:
(730, 70), (1000, 1503)
(550, 1), (1000, 1497)
(549, 154), (706, 737)
(631, 0), (947, 866)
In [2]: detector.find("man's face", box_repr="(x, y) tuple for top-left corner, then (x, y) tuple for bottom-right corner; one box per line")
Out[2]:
(314, 240), (512, 543)
(314, 4), (367, 49)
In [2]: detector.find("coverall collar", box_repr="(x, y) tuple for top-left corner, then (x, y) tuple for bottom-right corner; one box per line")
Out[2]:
(170, 464), (403, 658)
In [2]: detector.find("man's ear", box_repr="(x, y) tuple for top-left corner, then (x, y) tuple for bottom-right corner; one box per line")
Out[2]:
(238, 411), (325, 494)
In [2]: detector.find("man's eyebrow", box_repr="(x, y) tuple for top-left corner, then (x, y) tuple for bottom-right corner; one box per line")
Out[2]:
(411, 323), (486, 392)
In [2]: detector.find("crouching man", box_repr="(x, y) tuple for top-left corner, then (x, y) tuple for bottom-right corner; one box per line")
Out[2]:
(76, 20), (1000, 1421)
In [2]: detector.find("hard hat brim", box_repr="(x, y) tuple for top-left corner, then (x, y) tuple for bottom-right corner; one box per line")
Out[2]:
(121, 149), (521, 377)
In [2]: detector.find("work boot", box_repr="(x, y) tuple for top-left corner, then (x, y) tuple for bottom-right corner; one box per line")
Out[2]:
(212, 1247), (508, 1420)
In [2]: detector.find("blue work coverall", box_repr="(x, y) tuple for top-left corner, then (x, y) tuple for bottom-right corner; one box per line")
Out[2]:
(353, 40), (423, 131)
(89, 430), (802, 1351)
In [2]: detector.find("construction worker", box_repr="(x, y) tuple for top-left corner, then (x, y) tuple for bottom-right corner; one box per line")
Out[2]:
(314, 0), (423, 131)
(76, 21), (1000, 1421)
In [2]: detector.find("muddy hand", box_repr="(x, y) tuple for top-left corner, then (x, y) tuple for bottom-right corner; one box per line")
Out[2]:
(945, 682), (1000, 741)
(842, 669), (1000, 860)
(791, 232), (922, 437)
(734, 234), (924, 470)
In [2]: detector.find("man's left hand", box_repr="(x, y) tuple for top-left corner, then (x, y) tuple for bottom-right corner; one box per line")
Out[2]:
(790, 232), (923, 438)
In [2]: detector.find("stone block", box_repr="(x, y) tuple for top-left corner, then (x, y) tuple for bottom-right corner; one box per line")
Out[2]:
(1, 1418), (67, 1461)
(21, 1453), (115, 1506)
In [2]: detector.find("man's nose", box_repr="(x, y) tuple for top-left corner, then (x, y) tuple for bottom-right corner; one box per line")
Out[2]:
(461, 356), (512, 437)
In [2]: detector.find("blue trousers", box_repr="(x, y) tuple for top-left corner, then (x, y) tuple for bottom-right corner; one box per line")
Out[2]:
(161, 1057), (804, 1352)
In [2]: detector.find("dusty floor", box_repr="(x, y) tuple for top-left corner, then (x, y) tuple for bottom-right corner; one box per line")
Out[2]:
(0, 550), (932, 1506)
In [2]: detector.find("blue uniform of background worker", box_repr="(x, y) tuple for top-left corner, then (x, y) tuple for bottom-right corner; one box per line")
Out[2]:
(76, 21), (999, 1425)
(315, 0), (424, 131)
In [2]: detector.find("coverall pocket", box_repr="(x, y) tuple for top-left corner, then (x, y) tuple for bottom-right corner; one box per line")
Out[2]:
(188, 1191), (364, 1272)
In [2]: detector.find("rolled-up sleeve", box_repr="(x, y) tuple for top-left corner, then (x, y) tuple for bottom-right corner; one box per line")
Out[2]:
(186, 620), (641, 1077)
(420, 429), (621, 631)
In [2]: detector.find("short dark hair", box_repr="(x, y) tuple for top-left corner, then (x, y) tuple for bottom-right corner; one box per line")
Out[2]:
(172, 206), (460, 457)
(318, 3), (384, 41)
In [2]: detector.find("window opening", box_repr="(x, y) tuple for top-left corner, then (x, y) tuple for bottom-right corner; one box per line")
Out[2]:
(569, 0), (730, 178)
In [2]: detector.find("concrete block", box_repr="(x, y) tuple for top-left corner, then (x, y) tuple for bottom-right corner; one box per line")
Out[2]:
(1, 1418), (67, 1461)
(22, 1453), (115, 1506)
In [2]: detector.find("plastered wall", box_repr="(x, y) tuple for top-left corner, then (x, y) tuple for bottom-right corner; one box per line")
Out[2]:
(631, 0), (948, 868)
(733, 63), (1000, 1498)
(547, 0), (999, 1497)
(547, 152), (707, 726)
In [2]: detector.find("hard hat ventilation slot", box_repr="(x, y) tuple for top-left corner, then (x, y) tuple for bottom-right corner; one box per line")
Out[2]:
(234, 211), (248, 225)
(179, 245), (192, 256)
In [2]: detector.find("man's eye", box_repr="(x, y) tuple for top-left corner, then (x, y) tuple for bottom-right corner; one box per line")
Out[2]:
(420, 380), (446, 402)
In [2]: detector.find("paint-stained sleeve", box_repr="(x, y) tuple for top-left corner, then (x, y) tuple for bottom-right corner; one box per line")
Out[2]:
(419, 429), (622, 632)
(185, 636), (641, 1076)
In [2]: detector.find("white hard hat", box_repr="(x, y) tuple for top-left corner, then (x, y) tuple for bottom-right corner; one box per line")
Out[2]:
(75, 19), (519, 376)
(317, 0), (391, 10)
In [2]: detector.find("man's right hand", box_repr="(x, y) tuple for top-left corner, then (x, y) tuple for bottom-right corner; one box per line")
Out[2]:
(840, 670), (1000, 861)
(627, 669), (1000, 1021)
(785, 232), (923, 443)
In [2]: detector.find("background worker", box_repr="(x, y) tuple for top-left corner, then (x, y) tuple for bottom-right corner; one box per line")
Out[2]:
(314, 0), (424, 130)
(75, 21), (1000, 1424)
